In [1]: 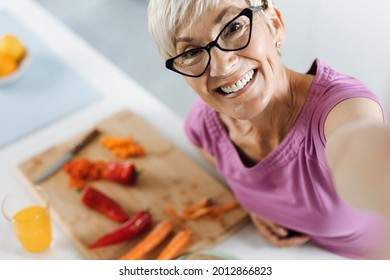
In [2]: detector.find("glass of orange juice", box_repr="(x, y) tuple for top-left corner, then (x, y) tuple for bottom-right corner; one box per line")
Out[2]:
(1, 186), (53, 254)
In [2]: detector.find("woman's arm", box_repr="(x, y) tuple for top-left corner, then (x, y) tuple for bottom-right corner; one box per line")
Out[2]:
(324, 97), (390, 217)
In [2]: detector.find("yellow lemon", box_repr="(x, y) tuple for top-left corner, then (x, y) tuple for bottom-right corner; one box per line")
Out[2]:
(0, 34), (26, 62)
(0, 54), (17, 77)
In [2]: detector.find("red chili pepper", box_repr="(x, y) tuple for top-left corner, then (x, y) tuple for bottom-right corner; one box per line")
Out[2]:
(81, 186), (129, 223)
(88, 209), (152, 249)
(101, 161), (138, 185)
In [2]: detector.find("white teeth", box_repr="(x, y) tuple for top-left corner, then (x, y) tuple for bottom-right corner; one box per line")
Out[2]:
(236, 81), (244, 90)
(220, 70), (254, 94)
(244, 73), (250, 82)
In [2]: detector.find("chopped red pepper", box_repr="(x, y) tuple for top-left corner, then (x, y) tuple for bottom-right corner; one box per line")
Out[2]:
(63, 158), (105, 189)
(101, 161), (138, 185)
(81, 186), (129, 223)
(63, 158), (139, 189)
(88, 209), (152, 249)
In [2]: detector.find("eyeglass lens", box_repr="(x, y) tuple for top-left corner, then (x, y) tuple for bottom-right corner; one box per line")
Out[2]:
(172, 13), (251, 77)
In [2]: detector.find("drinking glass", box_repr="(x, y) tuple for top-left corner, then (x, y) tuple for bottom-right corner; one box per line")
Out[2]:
(2, 185), (53, 254)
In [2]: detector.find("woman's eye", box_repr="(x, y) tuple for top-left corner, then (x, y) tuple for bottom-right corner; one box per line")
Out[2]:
(183, 49), (201, 59)
(221, 21), (245, 41)
(227, 23), (241, 34)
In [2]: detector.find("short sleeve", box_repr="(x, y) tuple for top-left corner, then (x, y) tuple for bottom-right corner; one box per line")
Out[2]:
(304, 59), (385, 167)
(183, 98), (219, 157)
(313, 76), (384, 148)
(184, 98), (207, 148)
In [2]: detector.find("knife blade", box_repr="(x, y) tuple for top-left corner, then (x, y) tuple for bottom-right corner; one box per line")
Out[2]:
(34, 129), (100, 184)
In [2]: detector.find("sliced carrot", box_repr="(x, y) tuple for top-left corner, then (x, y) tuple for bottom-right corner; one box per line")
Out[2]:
(198, 197), (211, 207)
(100, 136), (134, 148)
(184, 207), (211, 220)
(156, 229), (192, 260)
(210, 200), (239, 215)
(119, 219), (174, 260)
(173, 198), (239, 222)
(167, 203), (184, 225)
(100, 135), (145, 158)
(223, 199), (238, 209)
(183, 205), (198, 215)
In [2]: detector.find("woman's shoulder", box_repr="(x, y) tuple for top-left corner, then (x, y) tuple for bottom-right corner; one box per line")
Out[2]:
(184, 97), (212, 129)
(304, 58), (384, 147)
(308, 58), (377, 97)
(184, 97), (221, 149)
(304, 58), (382, 120)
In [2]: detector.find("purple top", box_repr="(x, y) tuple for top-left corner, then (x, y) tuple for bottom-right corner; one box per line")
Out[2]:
(184, 59), (388, 259)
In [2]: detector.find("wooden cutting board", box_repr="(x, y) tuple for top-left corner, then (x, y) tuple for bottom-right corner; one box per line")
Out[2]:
(16, 110), (248, 260)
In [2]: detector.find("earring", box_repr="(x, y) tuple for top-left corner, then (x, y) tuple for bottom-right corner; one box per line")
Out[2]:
(276, 41), (282, 49)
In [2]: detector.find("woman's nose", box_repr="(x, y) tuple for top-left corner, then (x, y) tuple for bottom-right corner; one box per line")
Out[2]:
(208, 48), (238, 77)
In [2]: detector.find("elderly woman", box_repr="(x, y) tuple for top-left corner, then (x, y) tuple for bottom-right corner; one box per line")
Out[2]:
(148, 0), (390, 259)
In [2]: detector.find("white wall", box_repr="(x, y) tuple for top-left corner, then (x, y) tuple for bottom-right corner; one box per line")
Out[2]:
(276, 0), (390, 117)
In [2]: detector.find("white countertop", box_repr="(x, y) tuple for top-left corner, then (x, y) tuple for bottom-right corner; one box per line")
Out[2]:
(0, 0), (344, 260)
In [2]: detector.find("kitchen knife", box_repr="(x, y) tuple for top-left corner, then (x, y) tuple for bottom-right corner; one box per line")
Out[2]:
(34, 129), (100, 184)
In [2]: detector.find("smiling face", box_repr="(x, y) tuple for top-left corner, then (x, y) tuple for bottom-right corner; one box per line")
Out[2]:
(175, 0), (285, 120)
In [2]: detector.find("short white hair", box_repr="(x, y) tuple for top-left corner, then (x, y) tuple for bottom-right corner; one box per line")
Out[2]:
(148, 0), (275, 60)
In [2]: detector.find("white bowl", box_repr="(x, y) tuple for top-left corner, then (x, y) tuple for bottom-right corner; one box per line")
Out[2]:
(0, 52), (31, 87)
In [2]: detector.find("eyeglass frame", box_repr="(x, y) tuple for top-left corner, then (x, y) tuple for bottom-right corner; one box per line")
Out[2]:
(165, 5), (266, 78)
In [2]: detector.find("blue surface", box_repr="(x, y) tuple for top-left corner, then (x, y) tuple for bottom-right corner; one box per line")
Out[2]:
(0, 11), (102, 148)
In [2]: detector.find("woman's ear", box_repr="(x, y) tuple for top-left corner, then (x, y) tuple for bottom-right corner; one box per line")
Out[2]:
(269, 6), (286, 45)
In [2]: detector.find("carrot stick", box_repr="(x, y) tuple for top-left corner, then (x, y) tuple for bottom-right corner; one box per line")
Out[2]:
(156, 229), (192, 260)
(211, 200), (239, 215)
(119, 219), (174, 260)
(166, 204), (187, 229)
(184, 207), (211, 220)
(183, 205), (197, 215)
(198, 197), (211, 207)
(222, 199), (238, 209)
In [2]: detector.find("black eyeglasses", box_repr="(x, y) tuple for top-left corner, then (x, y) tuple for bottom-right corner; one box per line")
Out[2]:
(165, 5), (265, 78)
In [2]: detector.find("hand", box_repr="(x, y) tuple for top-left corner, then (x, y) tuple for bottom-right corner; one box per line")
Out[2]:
(250, 213), (310, 248)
